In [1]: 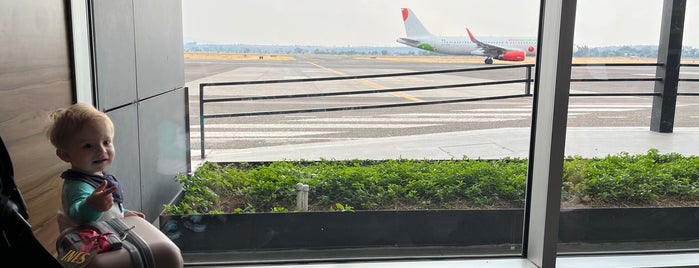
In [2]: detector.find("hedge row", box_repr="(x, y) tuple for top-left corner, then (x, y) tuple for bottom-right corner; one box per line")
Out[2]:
(164, 149), (699, 214)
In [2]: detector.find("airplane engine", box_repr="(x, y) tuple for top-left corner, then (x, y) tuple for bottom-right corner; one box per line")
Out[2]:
(496, 50), (525, 61)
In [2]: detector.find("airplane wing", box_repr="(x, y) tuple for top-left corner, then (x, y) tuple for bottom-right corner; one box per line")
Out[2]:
(396, 37), (421, 47)
(466, 28), (525, 62)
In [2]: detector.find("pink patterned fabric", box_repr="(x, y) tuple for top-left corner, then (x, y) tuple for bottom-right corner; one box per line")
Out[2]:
(79, 229), (114, 253)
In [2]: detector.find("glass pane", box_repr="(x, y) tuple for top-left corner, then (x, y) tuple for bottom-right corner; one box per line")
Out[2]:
(176, 0), (540, 264)
(679, 1), (699, 102)
(560, 0), (699, 254)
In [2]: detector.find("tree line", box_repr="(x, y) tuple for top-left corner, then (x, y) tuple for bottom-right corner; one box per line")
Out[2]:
(184, 42), (699, 58)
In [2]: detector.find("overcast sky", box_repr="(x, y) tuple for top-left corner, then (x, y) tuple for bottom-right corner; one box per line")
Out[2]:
(182, 0), (699, 48)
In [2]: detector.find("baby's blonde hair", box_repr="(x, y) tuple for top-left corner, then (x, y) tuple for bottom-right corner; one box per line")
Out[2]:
(47, 103), (114, 149)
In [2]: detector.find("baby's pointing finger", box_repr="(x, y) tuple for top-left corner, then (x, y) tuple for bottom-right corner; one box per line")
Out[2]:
(94, 180), (108, 192)
(102, 186), (118, 195)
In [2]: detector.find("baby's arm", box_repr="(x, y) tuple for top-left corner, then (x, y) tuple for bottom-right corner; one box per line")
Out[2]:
(64, 180), (105, 223)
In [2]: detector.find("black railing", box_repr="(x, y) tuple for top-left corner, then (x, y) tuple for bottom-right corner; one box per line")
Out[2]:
(569, 63), (661, 97)
(679, 64), (699, 96)
(197, 62), (697, 158)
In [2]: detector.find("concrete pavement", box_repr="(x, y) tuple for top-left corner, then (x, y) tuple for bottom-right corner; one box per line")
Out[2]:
(193, 127), (699, 165)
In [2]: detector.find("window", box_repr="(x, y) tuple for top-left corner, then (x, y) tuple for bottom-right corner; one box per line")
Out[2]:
(174, 0), (698, 266)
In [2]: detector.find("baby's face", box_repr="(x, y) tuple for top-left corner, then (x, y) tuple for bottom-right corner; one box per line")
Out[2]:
(61, 120), (115, 176)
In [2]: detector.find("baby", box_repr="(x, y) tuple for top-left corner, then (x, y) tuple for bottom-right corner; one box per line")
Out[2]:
(47, 103), (144, 232)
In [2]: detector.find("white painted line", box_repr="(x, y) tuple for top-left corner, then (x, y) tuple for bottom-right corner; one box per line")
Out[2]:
(568, 104), (651, 108)
(193, 131), (339, 137)
(386, 113), (532, 117)
(459, 108), (532, 112)
(191, 137), (361, 141)
(285, 115), (317, 118)
(192, 124), (441, 129)
(462, 107), (640, 112)
(569, 108), (640, 112)
(291, 118), (525, 122)
(597, 116), (628, 119)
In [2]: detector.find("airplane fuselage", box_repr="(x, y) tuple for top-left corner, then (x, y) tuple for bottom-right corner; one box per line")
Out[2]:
(398, 8), (538, 64)
(397, 36), (537, 57)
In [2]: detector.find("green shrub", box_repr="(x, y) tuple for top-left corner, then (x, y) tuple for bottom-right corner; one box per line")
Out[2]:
(164, 150), (699, 215)
(579, 149), (699, 205)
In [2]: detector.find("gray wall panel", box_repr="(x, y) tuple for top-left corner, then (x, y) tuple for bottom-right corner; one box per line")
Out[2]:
(93, 0), (137, 110)
(106, 105), (143, 215)
(89, 0), (185, 221)
(138, 88), (187, 218)
(134, 0), (184, 99)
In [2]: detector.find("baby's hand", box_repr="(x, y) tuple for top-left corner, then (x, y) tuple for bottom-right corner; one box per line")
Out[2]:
(86, 180), (117, 212)
(125, 210), (146, 218)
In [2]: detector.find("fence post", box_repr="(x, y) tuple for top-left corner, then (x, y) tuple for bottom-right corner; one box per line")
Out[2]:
(302, 184), (309, 211)
(296, 183), (309, 211)
(199, 83), (206, 158)
(525, 65), (533, 96)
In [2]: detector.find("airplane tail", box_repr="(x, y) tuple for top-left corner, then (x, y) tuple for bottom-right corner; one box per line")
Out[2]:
(401, 8), (432, 37)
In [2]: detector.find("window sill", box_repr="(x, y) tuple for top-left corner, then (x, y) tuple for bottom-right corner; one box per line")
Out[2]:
(193, 252), (699, 268)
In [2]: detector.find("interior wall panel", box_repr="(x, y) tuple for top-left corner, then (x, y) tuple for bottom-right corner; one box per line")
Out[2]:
(88, 0), (185, 220)
(138, 89), (188, 218)
(92, 0), (137, 110)
(134, 0), (185, 98)
(106, 105), (143, 216)
(0, 0), (73, 255)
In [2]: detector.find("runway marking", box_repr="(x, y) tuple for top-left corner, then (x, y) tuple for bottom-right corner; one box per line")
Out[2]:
(457, 108), (531, 112)
(598, 116), (628, 119)
(569, 108), (641, 112)
(193, 123), (440, 129)
(199, 137), (364, 141)
(386, 113), (532, 117)
(459, 104), (651, 113)
(305, 61), (425, 102)
(291, 117), (523, 122)
(568, 104), (652, 108)
(383, 112), (584, 117)
(285, 115), (316, 118)
(192, 131), (339, 138)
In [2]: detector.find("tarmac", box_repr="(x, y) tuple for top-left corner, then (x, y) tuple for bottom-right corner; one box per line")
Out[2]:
(193, 126), (699, 164)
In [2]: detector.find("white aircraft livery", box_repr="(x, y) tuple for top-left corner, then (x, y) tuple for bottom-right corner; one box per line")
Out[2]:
(396, 8), (538, 64)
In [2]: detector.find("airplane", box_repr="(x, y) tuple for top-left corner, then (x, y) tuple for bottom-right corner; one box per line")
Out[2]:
(396, 8), (538, 64)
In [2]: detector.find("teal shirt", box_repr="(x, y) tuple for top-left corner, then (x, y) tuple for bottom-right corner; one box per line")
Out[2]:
(63, 180), (125, 224)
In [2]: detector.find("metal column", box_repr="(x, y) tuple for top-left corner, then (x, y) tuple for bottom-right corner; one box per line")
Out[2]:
(651, 0), (686, 133)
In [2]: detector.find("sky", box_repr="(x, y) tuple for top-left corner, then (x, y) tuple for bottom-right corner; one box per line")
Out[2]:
(182, 0), (699, 48)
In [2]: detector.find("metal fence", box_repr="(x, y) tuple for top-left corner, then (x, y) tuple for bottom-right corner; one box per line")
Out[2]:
(197, 63), (698, 158)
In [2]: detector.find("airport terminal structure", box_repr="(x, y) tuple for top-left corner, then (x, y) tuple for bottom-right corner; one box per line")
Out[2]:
(1, 0), (698, 267)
